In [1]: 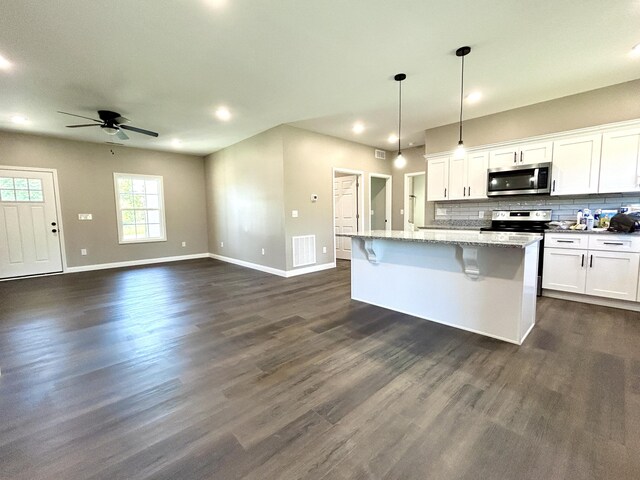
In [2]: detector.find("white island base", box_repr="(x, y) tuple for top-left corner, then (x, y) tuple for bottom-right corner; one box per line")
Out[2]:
(349, 235), (540, 345)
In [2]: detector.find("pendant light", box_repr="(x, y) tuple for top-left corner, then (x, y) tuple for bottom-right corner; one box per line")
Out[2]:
(454, 46), (471, 159)
(393, 73), (407, 169)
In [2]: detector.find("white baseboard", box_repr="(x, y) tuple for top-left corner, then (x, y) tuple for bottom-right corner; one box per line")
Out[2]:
(65, 253), (210, 273)
(208, 253), (335, 278)
(542, 289), (640, 312)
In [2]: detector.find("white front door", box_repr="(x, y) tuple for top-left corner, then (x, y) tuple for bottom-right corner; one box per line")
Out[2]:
(335, 175), (358, 260)
(0, 169), (63, 279)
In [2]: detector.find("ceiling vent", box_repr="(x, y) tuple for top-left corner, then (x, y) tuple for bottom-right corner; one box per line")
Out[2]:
(375, 149), (386, 160)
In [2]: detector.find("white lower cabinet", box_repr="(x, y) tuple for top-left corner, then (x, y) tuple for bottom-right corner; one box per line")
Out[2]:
(542, 248), (587, 293)
(543, 233), (640, 302)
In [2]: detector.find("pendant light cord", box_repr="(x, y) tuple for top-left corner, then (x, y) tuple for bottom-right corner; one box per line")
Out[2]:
(459, 54), (465, 143)
(398, 78), (402, 154)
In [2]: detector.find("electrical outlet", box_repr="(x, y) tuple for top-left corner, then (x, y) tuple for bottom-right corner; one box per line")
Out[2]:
(478, 211), (485, 219)
(81, 249), (87, 256)
(261, 248), (265, 255)
(322, 246), (327, 254)
(437, 208), (447, 216)
(291, 210), (299, 218)
(220, 241), (224, 248)
(78, 213), (92, 220)
(181, 241), (186, 247)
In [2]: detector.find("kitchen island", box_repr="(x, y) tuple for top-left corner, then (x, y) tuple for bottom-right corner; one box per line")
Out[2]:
(338, 230), (542, 344)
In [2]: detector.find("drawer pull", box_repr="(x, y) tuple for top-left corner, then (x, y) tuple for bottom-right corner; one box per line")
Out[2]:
(603, 242), (624, 246)
(556, 240), (574, 243)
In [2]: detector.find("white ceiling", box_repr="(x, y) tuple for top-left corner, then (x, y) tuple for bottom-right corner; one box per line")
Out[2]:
(0, 0), (639, 156)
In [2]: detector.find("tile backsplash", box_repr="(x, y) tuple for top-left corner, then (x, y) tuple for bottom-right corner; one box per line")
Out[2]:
(434, 193), (640, 222)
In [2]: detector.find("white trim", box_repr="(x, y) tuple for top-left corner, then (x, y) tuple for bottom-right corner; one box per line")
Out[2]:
(425, 118), (640, 158)
(542, 289), (640, 312)
(209, 253), (335, 277)
(403, 171), (425, 231)
(113, 172), (167, 244)
(369, 173), (392, 232)
(65, 253), (209, 273)
(0, 164), (68, 274)
(332, 167), (365, 261)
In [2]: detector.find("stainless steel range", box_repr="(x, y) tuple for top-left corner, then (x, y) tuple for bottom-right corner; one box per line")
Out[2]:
(481, 209), (552, 295)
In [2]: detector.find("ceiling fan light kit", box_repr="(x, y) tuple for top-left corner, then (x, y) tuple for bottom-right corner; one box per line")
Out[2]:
(455, 46), (471, 159)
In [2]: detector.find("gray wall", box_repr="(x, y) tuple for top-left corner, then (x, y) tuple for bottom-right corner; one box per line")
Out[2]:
(390, 146), (431, 230)
(204, 126), (287, 270)
(0, 131), (208, 267)
(424, 79), (640, 155)
(282, 125), (392, 270)
(370, 177), (386, 230)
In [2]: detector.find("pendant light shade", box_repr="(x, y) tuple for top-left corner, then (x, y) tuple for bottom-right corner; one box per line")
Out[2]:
(393, 73), (407, 169)
(455, 46), (471, 158)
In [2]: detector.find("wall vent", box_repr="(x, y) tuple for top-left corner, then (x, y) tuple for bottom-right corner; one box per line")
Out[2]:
(375, 149), (386, 160)
(292, 235), (316, 268)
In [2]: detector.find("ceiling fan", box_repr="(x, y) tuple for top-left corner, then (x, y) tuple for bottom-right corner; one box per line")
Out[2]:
(57, 110), (159, 140)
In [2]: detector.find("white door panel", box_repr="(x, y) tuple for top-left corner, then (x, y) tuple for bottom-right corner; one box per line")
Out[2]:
(335, 175), (358, 260)
(0, 169), (62, 279)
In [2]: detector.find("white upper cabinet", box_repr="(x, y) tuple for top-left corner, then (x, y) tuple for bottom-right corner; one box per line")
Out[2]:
(489, 141), (553, 169)
(466, 151), (489, 199)
(598, 128), (640, 193)
(426, 155), (450, 201)
(551, 134), (602, 195)
(448, 156), (467, 200)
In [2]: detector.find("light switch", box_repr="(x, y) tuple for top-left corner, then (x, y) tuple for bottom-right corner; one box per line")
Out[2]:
(292, 210), (299, 218)
(400, 209), (404, 215)
(81, 249), (87, 256)
(78, 213), (93, 220)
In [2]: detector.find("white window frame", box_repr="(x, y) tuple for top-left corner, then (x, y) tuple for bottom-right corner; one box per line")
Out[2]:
(113, 172), (167, 244)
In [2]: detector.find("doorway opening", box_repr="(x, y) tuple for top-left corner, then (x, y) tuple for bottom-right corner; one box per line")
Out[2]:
(369, 173), (392, 232)
(404, 171), (426, 231)
(333, 168), (364, 261)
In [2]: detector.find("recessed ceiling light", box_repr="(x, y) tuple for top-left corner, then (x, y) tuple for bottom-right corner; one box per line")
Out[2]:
(205, 0), (228, 8)
(388, 134), (398, 144)
(631, 43), (640, 57)
(0, 54), (12, 71)
(215, 106), (231, 121)
(352, 122), (365, 134)
(465, 91), (482, 103)
(171, 138), (182, 148)
(11, 115), (28, 125)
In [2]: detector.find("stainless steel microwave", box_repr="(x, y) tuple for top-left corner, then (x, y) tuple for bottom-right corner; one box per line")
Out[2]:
(487, 162), (551, 196)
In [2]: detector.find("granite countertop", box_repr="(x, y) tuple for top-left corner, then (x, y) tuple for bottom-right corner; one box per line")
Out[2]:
(545, 228), (640, 235)
(337, 230), (542, 249)
(418, 225), (481, 231)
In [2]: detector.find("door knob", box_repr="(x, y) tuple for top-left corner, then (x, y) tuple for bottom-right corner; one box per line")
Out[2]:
(52, 229), (58, 233)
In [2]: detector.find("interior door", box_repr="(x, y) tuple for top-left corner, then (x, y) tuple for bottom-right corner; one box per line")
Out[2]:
(370, 177), (387, 231)
(0, 169), (63, 279)
(335, 175), (358, 260)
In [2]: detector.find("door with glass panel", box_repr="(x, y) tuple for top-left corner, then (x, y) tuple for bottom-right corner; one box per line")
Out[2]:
(0, 169), (63, 279)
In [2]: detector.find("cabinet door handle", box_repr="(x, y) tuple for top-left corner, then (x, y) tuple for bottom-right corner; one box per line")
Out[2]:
(552, 180), (556, 192)
(603, 242), (624, 246)
(468, 186), (471, 196)
(520, 151), (523, 163)
(556, 240), (574, 243)
(513, 152), (517, 164)
(464, 187), (467, 197)
(581, 254), (584, 267)
(444, 188), (447, 198)
(589, 255), (593, 268)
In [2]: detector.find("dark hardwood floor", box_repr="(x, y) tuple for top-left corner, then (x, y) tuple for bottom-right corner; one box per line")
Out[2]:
(0, 258), (639, 479)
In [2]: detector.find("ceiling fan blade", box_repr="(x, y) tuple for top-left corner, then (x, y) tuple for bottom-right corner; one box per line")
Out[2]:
(57, 111), (102, 123)
(115, 116), (130, 124)
(120, 124), (159, 137)
(116, 129), (129, 140)
(66, 124), (101, 128)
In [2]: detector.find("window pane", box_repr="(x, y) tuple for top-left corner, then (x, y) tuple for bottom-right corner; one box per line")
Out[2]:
(1, 190), (16, 201)
(118, 178), (132, 193)
(133, 195), (146, 208)
(28, 179), (42, 190)
(15, 190), (30, 201)
(14, 178), (28, 189)
(135, 225), (147, 238)
(133, 179), (146, 194)
(148, 224), (161, 238)
(147, 210), (160, 224)
(135, 210), (147, 223)
(122, 210), (135, 225)
(119, 194), (133, 208)
(146, 194), (159, 208)
(0, 178), (14, 188)
(29, 191), (44, 202)
(145, 180), (158, 194)
(123, 225), (136, 239)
